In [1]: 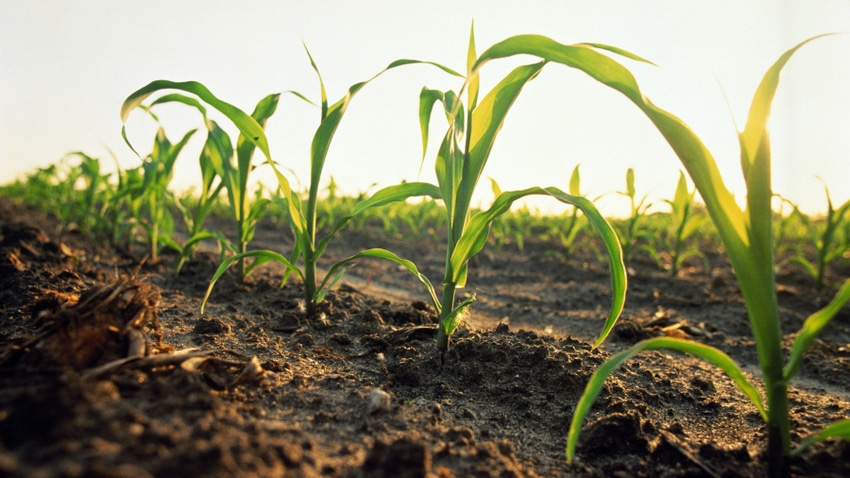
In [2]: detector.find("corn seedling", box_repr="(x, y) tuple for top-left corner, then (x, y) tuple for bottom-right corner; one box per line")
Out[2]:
(615, 168), (655, 266)
(541, 165), (601, 261)
(417, 27), (631, 350)
(160, 49), (462, 315)
(10, 154), (112, 237)
(786, 181), (850, 288)
(122, 90), (280, 277)
(772, 195), (806, 262)
(656, 171), (708, 275)
(488, 179), (534, 251)
(562, 36), (850, 477)
(120, 106), (197, 263)
(58, 152), (113, 236)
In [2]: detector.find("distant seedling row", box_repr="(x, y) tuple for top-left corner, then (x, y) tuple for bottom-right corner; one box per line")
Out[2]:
(2, 27), (849, 478)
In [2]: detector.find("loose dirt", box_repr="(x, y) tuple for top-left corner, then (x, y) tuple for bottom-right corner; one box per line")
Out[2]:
(1, 196), (848, 477)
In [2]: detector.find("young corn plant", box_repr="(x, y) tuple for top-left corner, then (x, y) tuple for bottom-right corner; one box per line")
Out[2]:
(557, 36), (850, 477)
(122, 90), (279, 277)
(119, 106), (197, 263)
(657, 171), (708, 276)
(615, 168), (655, 266)
(418, 27), (631, 350)
(58, 152), (113, 237)
(542, 165), (601, 261)
(488, 179), (533, 252)
(176, 50), (461, 315)
(786, 181), (850, 288)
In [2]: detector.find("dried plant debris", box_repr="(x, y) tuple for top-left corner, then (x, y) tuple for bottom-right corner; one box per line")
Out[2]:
(1, 275), (163, 369)
(1, 275), (263, 390)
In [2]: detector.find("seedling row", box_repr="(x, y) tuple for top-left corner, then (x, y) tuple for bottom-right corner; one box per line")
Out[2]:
(2, 28), (849, 477)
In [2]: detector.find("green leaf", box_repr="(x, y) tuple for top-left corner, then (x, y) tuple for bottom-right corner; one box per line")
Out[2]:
(200, 250), (303, 314)
(462, 62), (545, 218)
(121, 80), (272, 164)
(451, 186), (626, 347)
(792, 419), (850, 455)
(569, 165), (581, 196)
(567, 337), (766, 462)
(149, 93), (209, 118)
(316, 248), (440, 309)
(314, 182), (442, 258)
(419, 88), (447, 162)
(440, 294), (476, 339)
(466, 21), (479, 111)
(311, 57), (462, 198)
(472, 35), (749, 263)
(784, 278), (850, 380)
(303, 44), (329, 119)
(625, 168), (636, 198)
(234, 93), (281, 221)
(737, 36), (831, 279)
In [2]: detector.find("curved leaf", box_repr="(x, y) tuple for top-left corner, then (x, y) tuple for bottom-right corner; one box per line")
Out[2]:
(419, 88), (447, 162)
(316, 248), (440, 309)
(315, 182), (442, 258)
(473, 35), (749, 265)
(451, 186), (626, 347)
(121, 80), (272, 164)
(567, 337), (766, 462)
(309, 58), (462, 201)
(792, 419), (850, 456)
(200, 250), (303, 314)
(784, 278), (850, 380)
(149, 93), (209, 118)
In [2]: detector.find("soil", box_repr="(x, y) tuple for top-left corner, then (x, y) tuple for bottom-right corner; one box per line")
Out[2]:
(1, 195), (849, 477)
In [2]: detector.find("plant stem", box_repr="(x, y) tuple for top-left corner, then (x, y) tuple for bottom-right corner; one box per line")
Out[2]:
(765, 380), (791, 478)
(304, 251), (317, 316)
(736, 259), (790, 477)
(437, 282), (457, 350)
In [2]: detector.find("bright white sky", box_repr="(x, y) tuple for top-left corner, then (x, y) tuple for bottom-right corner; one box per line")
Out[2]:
(2, 1), (849, 217)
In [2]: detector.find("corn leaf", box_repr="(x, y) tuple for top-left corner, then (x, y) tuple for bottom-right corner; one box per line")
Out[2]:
(440, 294), (476, 340)
(234, 94), (281, 221)
(200, 250), (303, 314)
(784, 278), (850, 380)
(200, 120), (232, 199)
(461, 62), (545, 219)
(419, 88), (448, 162)
(121, 80), (272, 164)
(737, 37), (830, 290)
(317, 248), (440, 308)
(568, 165), (581, 196)
(314, 182), (442, 257)
(451, 186), (626, 347)
(792, 419), (850, 455)
(466, 22), (479, 112)
(434, 122), (464, 231)
(309, 59), (462, 199)
(567, 337), (766, 462)
(472, 35), (750, 263)
(303, 44), (329, 119)
(149, 93), (209, 118)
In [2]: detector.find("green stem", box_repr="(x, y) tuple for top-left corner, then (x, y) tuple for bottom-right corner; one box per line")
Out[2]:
(437, 282), (457, 350)
(149, 196), (159, 263)
(238, 235), (247, 280)
(765, 380), (791, 478)
(736, 261), (790, 477)
(304, 249), (317, 316)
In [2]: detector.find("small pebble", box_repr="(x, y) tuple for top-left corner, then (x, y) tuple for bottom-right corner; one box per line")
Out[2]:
(368, 388), (392, 414)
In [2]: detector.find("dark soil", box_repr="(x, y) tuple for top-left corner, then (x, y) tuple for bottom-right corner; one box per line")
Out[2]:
(1, 195), (849, 477)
